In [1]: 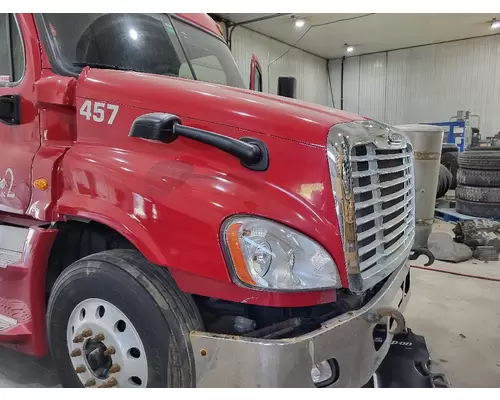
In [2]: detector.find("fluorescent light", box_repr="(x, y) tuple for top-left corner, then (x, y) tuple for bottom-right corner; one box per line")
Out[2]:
(129, 29), (138, 40)
(294, 19), (305, 28)
(346, 45), (355, 53)
(491, 19), (500, 29)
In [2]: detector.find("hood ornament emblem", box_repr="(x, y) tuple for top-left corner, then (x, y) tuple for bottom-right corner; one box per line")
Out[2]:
(388, 131), (404, 144)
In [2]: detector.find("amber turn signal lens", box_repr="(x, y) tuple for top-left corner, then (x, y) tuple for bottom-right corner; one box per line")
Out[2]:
(226, 223), (256, 285)
(33, 178), (48, 191)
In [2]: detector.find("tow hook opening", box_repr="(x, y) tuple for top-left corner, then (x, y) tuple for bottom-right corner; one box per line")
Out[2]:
(311, 358), (339, 388)
(367, 307), (407, 335)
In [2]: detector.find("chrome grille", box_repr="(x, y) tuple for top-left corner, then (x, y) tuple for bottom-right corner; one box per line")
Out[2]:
(351, 144), (415, 279)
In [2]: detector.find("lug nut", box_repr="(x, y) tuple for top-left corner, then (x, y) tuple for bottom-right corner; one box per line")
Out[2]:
(85, 378), (96, 387)
(70, 348), (82, 357)
(75, 365), (86, 374)
(82, 328), (93, 338)
(98, 377), (117, 388)
(109, 363), (121, 374)
(92, 333), (105, 342)
(103, 346), (115, 356)
(73, 335), (84, 343)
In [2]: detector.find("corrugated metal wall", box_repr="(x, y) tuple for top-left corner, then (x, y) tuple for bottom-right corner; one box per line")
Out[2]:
(327, 59), (342, 108)
(231, 26), (331, 106)
(329, 34), (500, 135)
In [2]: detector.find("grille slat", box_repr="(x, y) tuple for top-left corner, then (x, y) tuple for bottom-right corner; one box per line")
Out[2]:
(354, 185), (413, 211)
(356, 195), (413, 226)
(385, 227), (415, 258)
(359, 252), (384, 271)
(351, 153), (410, 162)
(355, 184), (414, 211)
(384, 219), (411, 244)
(351, 143), (415, 275)
(359, 215), (412, 257)
(353, 175), (411, 195)
(352, 163), (410, 178)
(383, 205), (414, 230)
(361, 230), (415, 281)
(380, 195), (413, 218)
(357, 225), (380, 241)
(358, 238), (382, 257)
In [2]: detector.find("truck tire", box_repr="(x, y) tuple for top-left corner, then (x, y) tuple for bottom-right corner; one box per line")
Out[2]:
(458, 149), (500, 170)
(441, 152), (458, 189)
(436, 164), (452, 198)
(47, 249), (203, 388)
(456, 185), (500, 203)
(441, 143), (458, 154)
(456, 198), (500, 218)
(457, 168), (500, 187)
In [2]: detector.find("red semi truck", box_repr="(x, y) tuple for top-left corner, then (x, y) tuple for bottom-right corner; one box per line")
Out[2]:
(0, 13), (416, 388)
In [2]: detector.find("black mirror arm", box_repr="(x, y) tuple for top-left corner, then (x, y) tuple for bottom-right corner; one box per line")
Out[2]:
(129, 113), (269, 171)
(173, 124), (261, 166)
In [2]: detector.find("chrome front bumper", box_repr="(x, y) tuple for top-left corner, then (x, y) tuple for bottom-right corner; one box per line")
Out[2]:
(190, 262), (411, 388)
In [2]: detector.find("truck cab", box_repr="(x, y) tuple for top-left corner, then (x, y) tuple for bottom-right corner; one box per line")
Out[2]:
(0, 13), (413, 388)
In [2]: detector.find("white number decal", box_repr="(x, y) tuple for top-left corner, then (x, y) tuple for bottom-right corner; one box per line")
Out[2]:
(79, 100), (120, 125)
(79, 100), (92, 120)
(107, 104), (119, 125)
(93, 102), (105, 122)
(0, 168), (15, 199)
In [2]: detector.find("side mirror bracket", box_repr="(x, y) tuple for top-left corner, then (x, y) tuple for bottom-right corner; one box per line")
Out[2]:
(129, 113), (269, 171)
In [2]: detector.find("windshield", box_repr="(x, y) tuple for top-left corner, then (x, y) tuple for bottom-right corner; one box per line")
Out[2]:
(38, 13), (245, 88)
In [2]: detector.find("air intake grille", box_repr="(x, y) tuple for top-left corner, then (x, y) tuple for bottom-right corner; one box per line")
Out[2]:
(351, 144), (415, 276)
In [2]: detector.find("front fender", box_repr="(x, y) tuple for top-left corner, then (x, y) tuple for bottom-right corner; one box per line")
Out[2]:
(56, 130), (345, 305)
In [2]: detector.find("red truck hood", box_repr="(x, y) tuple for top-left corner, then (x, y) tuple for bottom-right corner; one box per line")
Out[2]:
(78, 69), (365, 147)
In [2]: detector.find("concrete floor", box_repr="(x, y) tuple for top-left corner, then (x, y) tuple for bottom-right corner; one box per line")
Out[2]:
(1, 221), (499, 387)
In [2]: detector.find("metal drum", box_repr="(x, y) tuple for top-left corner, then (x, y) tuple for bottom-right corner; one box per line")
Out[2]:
(396, 124), (444, 248)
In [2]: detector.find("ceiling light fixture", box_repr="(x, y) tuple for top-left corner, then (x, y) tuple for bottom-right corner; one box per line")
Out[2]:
(294, 19), (305, 28)
(491, 18), (500, 29)
(345, 44), (355, 53)
(129, 29), (138, 40)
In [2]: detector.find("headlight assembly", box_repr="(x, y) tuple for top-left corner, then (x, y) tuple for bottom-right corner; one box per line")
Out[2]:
(222, 216), (340, 291)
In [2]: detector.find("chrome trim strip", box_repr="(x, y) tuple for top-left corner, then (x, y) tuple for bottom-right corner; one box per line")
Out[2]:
(326, 120), (415, 293)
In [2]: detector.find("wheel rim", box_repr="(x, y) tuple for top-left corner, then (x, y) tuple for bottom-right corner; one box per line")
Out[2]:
(66, 298), (148, 388)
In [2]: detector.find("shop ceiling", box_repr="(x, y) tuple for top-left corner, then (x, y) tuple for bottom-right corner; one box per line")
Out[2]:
(216, 13), (500, 59)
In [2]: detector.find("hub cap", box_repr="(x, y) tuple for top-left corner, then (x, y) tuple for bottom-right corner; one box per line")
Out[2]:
(67, 298), (148, 388)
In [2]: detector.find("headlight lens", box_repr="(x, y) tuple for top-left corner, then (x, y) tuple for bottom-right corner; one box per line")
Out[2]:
(222, 217), (340, 290)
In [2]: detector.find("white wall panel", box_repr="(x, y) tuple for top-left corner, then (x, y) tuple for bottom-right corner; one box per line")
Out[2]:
(342, 56), (360, 114)
(330, 34), (500, 134)
(358, 53), (387, 121)
(327, 59), (342, 108)
(231, 27), (330, 106)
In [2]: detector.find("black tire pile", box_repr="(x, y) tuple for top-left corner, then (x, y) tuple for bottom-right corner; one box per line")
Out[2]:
(436, 144), (458, 198)
(456, 148), (500, 218)
(436, 164), (453, 199)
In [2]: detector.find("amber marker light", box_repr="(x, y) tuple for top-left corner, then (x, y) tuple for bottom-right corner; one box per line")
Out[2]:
(225, 223), (256, 285)
(33, 178), (49, 191)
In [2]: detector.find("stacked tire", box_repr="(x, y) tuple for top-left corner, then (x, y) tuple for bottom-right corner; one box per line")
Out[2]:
(440, 149), (458, 190)
(436, 164), (453, 198)
(456, 148), (500, 218)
